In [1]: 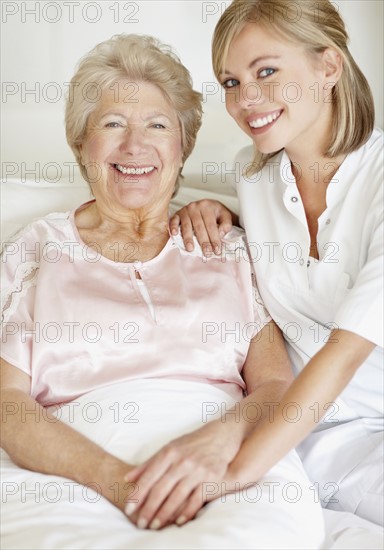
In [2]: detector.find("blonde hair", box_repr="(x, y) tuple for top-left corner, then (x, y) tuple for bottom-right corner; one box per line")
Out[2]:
(212, 0), (375, 173)
(65, 34), (202, 191)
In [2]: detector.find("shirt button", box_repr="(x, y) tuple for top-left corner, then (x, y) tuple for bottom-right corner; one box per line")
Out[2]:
(307, 260), (311, 267)
(299, 258), (304, 266)
(291, 196), (299, 203)
(326, 218), (331, 225)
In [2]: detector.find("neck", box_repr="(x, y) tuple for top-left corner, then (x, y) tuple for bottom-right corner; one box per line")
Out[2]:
(288, 149), (346, 189)
(82, 200), (170, 240)
(75, 200), (172, 263)
(285, 119), (345, 188)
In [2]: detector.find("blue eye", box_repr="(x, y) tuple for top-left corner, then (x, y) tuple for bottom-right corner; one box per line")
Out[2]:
(222, 78), (240, 89)
(259, 68), (275, 78)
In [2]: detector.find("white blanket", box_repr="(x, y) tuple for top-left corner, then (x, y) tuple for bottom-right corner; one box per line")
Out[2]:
(1, 379), (328, 550)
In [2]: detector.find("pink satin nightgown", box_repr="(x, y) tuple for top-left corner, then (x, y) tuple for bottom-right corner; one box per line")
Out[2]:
(1, 206), (271, 407)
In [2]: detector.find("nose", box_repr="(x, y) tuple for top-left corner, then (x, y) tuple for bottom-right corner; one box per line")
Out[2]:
(238, 80), (265, 109)
(119, 125), (149, 155)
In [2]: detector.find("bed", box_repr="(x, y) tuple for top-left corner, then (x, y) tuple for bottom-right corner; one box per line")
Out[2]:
(1, 176), (383, 549)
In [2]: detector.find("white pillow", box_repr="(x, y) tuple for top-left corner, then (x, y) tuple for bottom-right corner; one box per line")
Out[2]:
(1, 178), (239, 243)
(1, 178), (92, 242)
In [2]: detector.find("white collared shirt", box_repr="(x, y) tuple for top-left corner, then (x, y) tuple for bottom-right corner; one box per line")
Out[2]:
(235, 128), (383, 421)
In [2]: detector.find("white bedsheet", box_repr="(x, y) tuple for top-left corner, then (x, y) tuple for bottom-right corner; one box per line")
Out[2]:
(1, 379), (328, 550)
(1, 379), (382, 549)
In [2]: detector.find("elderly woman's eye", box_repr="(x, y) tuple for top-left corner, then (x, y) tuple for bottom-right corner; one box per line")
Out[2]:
(151, 123), (166, 129)
(222, 78), (239, 89)
(105, 121), (122, 128)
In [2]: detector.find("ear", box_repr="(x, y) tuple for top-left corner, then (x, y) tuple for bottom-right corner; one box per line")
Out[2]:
(320, 48), (343, 84)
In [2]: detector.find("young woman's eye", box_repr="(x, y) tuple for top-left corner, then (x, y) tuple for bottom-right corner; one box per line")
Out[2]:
(259, 68), (276, 78)
(222, 78), (240, 89)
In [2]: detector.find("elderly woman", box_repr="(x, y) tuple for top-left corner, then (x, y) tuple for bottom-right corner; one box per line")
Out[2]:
(1, 35), (323, 549)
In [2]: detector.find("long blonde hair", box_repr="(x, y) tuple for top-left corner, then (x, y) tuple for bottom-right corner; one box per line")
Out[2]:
(212, 0), (375, 173)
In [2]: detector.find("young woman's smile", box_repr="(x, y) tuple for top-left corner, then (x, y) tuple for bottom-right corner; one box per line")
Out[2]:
(222, 23), (335, 156)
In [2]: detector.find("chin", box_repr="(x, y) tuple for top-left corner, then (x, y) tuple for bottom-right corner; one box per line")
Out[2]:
(253, 143), (278, 155)
(253, 137), (285, 156)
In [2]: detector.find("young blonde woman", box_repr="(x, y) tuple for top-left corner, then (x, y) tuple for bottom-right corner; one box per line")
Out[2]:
(161, 0), (383, 527)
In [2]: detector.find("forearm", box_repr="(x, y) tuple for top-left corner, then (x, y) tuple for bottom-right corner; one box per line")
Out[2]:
(229, 329), (375, 482)
(1, 388), (131, 510)
(214, 378), (291, 446)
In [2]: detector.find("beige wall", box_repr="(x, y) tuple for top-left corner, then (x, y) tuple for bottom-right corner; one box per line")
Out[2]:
(1, 0), (383, 188)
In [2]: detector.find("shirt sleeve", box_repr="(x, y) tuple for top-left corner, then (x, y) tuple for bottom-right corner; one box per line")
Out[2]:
(1, 226), (40, 374)
(221, 226), (272, 336)
(333, 214), (383, 347)
(251, 270), (272, 330)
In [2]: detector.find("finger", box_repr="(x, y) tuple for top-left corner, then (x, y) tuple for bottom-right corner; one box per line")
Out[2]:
(122, 481), (140, 516)
(124, 463), (147, 481)
(178, 209), (195, 252)
(169, 213), (180, 236)
(174, 486), (205, 527)
(124, 455), (171, 518)
(135, 469), (182, 529)
(145, 478), (195, 530)
(198, 200), (230, 254)
(217, 210), (234, 238)
(186, 204), (216, 254)
(199, 216), (223, 255)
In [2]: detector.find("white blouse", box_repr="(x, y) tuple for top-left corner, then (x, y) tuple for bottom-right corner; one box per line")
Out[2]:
(235, 128), (383, 422)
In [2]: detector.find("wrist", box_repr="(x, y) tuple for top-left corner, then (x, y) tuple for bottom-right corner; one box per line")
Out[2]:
(205, 417), (245, 461)
(95, 454), (135, 511)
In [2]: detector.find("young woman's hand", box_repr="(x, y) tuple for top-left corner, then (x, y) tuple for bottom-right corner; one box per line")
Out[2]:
(169, 200), (237, 254)
(123, 418), (243, 530)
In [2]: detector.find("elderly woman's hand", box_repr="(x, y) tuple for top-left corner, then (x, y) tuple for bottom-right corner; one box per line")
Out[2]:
(123, 418), (243, 530)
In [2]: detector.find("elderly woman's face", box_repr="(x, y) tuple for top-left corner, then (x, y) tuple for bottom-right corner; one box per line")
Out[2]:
(80, 80), (183, 213)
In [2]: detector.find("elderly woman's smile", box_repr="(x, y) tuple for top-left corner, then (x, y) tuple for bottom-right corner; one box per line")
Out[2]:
(80, 80), (183, 213)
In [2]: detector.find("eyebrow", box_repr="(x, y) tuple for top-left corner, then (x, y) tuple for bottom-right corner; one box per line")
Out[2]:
(98, 111), (173, 121)
(98, 112), (126, 119)
(220, 55), (281, 76)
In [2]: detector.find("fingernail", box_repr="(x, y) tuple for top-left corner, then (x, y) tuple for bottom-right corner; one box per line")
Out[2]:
(186, 242), (194, 252)
(219, 230), (225, 238)
(125, 502), (136, 516)
(149, 518), (161, 530)
(213, 244), (221, 255)
(137, 517), (148, 529)
(176, 515), (187, 526)
(171, 228), (178, 235)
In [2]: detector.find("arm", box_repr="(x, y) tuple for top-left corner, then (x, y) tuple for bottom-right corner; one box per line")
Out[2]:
(169, 200), (238, 254)
(123, 320), (293, 529)
(0, 358), (138, 513)
(227, 328), (375, 483)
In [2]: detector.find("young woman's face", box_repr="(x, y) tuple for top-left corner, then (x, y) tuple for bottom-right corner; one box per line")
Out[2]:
(220, 23), (333, 155)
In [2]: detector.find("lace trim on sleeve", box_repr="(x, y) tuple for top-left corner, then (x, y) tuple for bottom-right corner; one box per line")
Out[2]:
(1, 262), (39, 329)
(251, 271), (271, 329)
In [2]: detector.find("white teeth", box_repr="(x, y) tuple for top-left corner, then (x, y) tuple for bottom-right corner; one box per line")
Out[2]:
(115, 164), (155, 175)
(249, 111), (281, 129)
